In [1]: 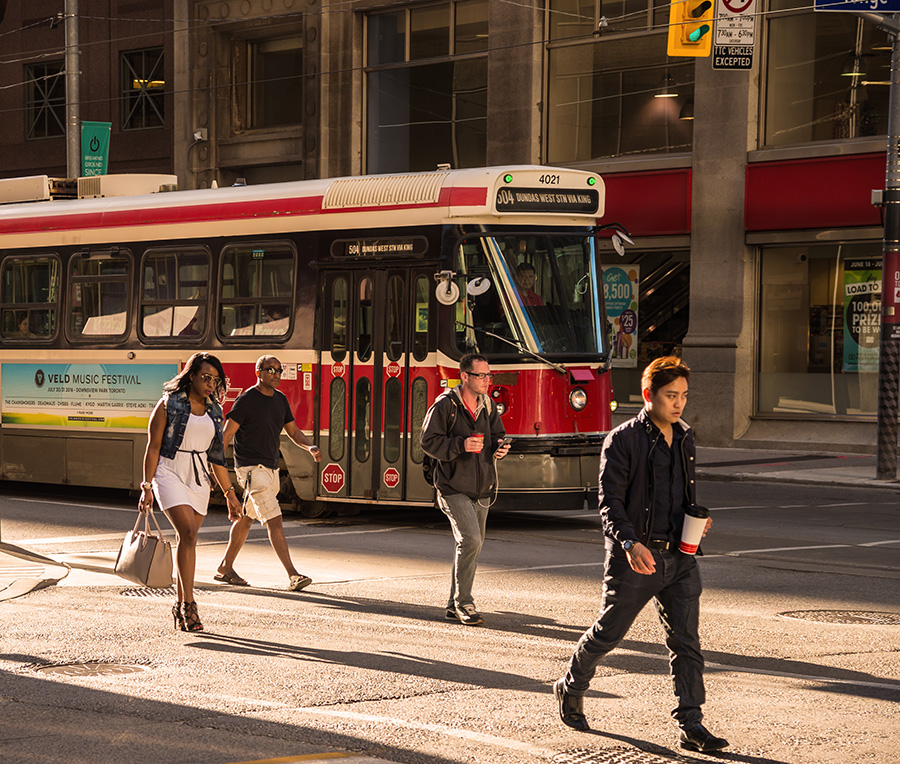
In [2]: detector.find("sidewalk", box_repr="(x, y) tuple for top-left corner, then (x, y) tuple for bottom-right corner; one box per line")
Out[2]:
(1, 445), (896, 604)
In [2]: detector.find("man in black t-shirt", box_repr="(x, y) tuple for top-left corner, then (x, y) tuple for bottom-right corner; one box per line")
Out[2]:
(215, 355), (322, 591)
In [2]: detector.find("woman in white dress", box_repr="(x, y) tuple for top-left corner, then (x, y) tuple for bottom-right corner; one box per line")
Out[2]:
(140, 353), (242, 631)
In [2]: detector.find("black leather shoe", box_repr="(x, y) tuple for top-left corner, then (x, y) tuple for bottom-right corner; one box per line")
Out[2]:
(553, 679), (589, 731)
(680, 723), (729, 752)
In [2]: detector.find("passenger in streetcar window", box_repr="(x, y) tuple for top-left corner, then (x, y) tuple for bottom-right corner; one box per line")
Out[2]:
(420, 353), (511, 626)
(215, 355), (322, 591)
(140, 353), (242, 632)
(515, 263), (544, 307)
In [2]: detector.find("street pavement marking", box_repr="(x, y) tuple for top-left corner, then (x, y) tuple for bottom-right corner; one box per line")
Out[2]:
(725, 543), (850, 555)
(296, 709), (556, 759)
(224, 754), (355, 763)
(859, 538), (900, 547)
(12, 524), (415, 547)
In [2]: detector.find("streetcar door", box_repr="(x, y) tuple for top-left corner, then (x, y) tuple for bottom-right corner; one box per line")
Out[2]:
(319, 267), (432, 504)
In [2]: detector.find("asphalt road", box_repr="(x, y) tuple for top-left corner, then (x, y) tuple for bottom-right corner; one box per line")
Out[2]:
(0, 480), (898, 764)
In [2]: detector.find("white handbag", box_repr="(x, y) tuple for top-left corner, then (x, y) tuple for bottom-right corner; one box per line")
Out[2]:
(114, 509), (174, 588)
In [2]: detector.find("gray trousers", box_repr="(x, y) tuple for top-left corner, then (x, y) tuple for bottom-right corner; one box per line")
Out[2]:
(436, 491), (489, 610)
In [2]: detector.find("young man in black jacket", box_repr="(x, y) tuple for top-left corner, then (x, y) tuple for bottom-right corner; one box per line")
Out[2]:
(420, 353), (510, 626)
(553, 356), (729, 754)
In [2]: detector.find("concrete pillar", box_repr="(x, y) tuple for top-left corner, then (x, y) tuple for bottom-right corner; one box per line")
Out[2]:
(681, 60), (760, 446)
(486, 0), (542, 165)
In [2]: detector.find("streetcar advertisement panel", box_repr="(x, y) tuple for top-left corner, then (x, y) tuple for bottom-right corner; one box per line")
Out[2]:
(1, 363), (177, 430)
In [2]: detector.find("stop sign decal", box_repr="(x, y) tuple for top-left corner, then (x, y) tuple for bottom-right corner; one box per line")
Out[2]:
(321, 463), (345, 493)
(383, 467), (400, 488)
(331, 362), (345, 377)
(386, 362), (401, 377)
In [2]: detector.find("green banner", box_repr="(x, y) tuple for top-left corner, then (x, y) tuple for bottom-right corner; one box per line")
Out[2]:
(81, 121), (111, 176)
(842, 258), (881, 373)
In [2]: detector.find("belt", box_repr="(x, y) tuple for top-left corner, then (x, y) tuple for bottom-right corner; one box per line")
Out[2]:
(647, 539), (673, 550)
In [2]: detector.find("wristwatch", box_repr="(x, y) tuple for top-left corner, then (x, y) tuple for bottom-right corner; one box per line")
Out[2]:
(622, 539), (637, 552)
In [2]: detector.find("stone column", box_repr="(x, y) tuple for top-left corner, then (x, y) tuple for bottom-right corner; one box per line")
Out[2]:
(486, 0), (542, 165)
(681, 59), (759, 446)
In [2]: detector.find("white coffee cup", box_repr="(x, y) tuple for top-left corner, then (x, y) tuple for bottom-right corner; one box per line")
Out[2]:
(679, 506), (709, 555)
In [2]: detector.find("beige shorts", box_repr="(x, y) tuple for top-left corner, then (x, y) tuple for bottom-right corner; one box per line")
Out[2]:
(235, 465), (282, 524)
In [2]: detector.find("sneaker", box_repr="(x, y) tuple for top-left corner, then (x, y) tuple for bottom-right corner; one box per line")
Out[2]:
(453, 603), (483, 626)
(288, 574), (312, 591)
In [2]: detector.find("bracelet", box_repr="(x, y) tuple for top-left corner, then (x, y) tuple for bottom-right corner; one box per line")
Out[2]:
(223, 485), (235, 495)
(140, 481), (152, 490)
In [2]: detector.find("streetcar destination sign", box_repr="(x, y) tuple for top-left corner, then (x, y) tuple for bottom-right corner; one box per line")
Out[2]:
(495, 187), (600, 214)
(331, 236), (429, 259)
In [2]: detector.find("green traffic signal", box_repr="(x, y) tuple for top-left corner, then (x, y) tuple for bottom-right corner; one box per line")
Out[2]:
(688, 23), (710, 42)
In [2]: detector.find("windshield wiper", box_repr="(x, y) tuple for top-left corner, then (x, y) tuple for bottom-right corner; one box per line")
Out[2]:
(455, 320), (567, 374)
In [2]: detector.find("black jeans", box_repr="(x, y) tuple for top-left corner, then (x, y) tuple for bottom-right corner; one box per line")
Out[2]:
(563, 549), (706, 727)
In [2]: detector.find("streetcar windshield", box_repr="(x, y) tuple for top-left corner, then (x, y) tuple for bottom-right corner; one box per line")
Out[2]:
(454, 233), (607, 357)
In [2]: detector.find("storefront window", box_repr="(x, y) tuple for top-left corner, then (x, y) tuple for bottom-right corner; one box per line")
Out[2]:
(759, 243), (880, 417)
(606, 249), (690, 407)
(547, 36), (693, 161)
(764, 1), (891, 147)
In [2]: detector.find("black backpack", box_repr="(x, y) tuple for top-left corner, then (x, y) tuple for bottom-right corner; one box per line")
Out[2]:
(422, 397), (458, 486)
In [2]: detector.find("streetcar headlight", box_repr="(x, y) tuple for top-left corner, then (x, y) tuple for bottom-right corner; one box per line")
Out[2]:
(610, 399), (618, 412)
(569, 388), (588, 411)
(496, 402), (506, 415)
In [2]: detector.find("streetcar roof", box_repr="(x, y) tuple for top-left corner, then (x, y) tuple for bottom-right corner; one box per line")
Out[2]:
(0, 166), (605, 248)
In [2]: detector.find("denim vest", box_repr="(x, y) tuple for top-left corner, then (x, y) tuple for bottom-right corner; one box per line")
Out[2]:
(159, 390), (227, 467)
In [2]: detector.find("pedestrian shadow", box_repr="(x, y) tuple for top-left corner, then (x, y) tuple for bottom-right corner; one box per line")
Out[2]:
(576, 730), (793, 764)
(187, 631), (622, 700)
(0, 658), (462, 764)
(213, 586), (595, 643)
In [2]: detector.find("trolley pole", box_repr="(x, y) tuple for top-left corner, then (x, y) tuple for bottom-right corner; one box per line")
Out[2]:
(65, 0), (80, 179)
(876, 18), (900, 479)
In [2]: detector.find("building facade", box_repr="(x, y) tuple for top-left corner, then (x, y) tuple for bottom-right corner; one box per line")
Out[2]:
(0, 0), (888, 452)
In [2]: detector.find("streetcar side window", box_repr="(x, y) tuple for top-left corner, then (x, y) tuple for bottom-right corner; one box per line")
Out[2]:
(329, 376), (346, 461)
(383, 376), (402, 463)
(331, 277), (348, 363)
(355, 377), (372, 462)
(0, 254), (60, 341)
(357, 277), (373, 362)
(386, 275), (404, 362)
(218, 242), (295, 339)
(413, 275), (429, 361)
(410, 376), (428, 465)
(139, 247), (210, 340)
(68, 250), (131, 340)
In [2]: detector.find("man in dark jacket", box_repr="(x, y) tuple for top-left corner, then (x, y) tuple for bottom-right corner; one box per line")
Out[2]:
(420, 353), (510, 626)
(553, 356), (728, 754)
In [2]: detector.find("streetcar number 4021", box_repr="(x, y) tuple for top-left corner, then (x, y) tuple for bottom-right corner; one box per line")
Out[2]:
(539, 174), (560, 185)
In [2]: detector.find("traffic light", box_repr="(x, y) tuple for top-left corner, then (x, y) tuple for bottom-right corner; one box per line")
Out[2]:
(667, 0), (714, 58)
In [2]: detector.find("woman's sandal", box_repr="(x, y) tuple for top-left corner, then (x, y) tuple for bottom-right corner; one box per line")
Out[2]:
(172, 601), (186, 631)
(213, 569), (249, 586)
(182, 601), (204, 632)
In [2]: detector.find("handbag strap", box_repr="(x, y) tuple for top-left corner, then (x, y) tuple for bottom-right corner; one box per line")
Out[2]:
(132, 508), (167, 539)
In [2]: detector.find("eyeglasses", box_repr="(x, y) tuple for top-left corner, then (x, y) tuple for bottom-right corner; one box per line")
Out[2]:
(199, 373), (221, 385)
(465, 372), (495, 380)
(263, 367), (284, 375)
